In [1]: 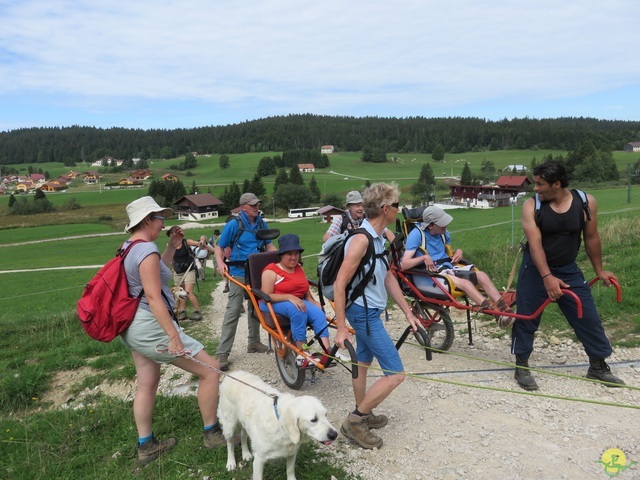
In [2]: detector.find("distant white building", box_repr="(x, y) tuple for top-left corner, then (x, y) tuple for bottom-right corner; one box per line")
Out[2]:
(503, 164), (527, 173)
(321, 145), (334, 154)
(298, 163), (315, 172)
(624, 142), (640, 152)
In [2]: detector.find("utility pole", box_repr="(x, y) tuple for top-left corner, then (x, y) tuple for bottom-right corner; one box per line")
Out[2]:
(628, 163), (633, 204)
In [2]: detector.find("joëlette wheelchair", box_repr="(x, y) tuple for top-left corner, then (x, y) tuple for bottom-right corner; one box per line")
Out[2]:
(224, 229), (358, 390)
(390, 206), (622, 352)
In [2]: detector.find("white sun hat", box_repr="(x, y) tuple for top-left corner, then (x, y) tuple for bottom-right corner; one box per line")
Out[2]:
(124, 196), (173, 233)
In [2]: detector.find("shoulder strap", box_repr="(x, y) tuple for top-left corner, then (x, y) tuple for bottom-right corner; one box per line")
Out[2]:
(417, 228), (427, 254)
(340, 213), (350, 233)
(231, 216), (246, 248)
(534, 193), (542, 226)
(573, 189), (591, 222)
(118, 238), (145, 258)
(535, 190), (591, 226)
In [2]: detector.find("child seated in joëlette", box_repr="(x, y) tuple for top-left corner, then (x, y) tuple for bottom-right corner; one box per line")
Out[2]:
(401, 206), (514, 329)
(259, 234), (331, 365)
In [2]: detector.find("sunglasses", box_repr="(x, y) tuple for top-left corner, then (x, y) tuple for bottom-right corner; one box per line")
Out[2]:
(387, 202), (400, 209)
(153, 215), (166, 223)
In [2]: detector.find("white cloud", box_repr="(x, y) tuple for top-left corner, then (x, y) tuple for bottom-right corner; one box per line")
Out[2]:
(1, 0), (640, 129)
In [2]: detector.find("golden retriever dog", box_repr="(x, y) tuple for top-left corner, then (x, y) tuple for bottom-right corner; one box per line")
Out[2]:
(218, 370), (337, 480)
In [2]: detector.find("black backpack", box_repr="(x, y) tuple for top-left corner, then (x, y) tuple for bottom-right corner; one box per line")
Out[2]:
(318, 228), (389, 332)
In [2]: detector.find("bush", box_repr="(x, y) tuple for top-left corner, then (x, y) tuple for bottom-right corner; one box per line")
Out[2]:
(63, 198), (82, 210)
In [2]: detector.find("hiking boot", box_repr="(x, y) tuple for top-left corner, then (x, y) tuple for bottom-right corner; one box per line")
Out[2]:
(367, 410), (388, 429)
(190, 310), (203, 321)
(247, 342), (268, 353)
(495, 306), (515, 329)
(217, 354), (231, 372)
(494, 299), (515, 328)
(178, 310), (187, 321)
(137, 436), (177, 466)
(340, 413), (383, 449)
(514, 355), (539, 391)
(222, 283), (230, 293)
(586, 358), (625, 387)
(204, 426), (226, 449)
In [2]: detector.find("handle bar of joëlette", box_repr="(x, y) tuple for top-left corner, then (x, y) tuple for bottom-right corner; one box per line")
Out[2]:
(589, 277), (622, 302)
(394, 267), (622, 321)
(508, 276), (622, 321)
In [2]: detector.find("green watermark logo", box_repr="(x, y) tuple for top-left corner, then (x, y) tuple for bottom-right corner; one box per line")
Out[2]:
(595, 448), (637, 477)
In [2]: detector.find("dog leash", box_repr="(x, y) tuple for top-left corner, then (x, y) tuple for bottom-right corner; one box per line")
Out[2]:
(155, 345), (282, 419)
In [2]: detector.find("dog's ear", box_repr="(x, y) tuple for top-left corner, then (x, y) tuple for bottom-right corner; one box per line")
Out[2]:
(280, 407), (301, 444)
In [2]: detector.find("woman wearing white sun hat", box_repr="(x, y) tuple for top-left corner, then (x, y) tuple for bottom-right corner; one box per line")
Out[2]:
(120, 196), (225, 467)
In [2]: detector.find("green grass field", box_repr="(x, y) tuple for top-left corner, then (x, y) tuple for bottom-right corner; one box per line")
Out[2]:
(1, 151), (640, 479)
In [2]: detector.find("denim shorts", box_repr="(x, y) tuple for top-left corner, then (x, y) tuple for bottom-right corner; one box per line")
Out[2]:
(346, 303), (403, 375)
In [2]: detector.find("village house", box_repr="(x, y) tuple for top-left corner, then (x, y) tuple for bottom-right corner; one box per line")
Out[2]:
(40, 180), (67, 192)
(502, 164), (528, 173)
(56, 175), (72, 184)
(317, 205), (344, 223)
(298, 163), (315, 172)
(91, 156), (123, 167)
(449, 177), (531, 208)
(29, 173), (46, 185)
(172, 194), (223, 221)
(83, 171), (101, 184)
(130, 169), (152, 181)
(495, 175), (532, 192)
(118, 177), (143, 186)
(624, 142), (640, 152)
(161, 173), (179, 182)
(320, 145), (335, 154)
(15, 179), (35, 192)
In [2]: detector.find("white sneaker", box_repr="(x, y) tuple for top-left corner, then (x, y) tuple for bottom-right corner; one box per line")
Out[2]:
(335, 350), (351, 361)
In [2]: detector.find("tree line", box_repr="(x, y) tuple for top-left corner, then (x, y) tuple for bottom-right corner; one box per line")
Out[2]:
(2, 115), (640, 165)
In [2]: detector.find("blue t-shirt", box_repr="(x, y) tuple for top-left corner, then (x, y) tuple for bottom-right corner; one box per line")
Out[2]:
(123, 241), (175, 312)
(345, 219), (388, 309)
(217, 212), (272, 277)
(405, 224), (452, 269)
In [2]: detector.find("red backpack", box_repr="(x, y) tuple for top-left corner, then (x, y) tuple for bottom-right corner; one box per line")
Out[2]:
(77, 240), (144, 342)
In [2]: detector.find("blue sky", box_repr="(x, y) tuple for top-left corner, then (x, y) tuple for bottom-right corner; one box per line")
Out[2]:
(1, 0), (640, 132)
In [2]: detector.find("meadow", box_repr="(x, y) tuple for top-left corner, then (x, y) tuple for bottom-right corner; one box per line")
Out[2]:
(1, 151), (640, 478)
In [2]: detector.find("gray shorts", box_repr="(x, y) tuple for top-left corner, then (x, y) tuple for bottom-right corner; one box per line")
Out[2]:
(120, 308), (204, 363)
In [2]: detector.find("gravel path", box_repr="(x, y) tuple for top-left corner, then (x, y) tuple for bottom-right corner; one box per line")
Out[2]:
(193, 283), (640, 480)
(50, 281), (640, 479)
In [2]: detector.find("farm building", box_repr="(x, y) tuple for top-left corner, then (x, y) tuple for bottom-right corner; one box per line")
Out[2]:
(172, 194), (223, 221)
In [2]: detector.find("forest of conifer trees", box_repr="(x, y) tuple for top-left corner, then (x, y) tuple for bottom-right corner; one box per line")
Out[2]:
(2, 114), (640, 166)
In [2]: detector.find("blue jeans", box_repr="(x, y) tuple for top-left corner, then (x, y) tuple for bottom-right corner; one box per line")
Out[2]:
(346, 303), (403, 375)
(512, 250), (613, 360)
(259, 300), (329, 343)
